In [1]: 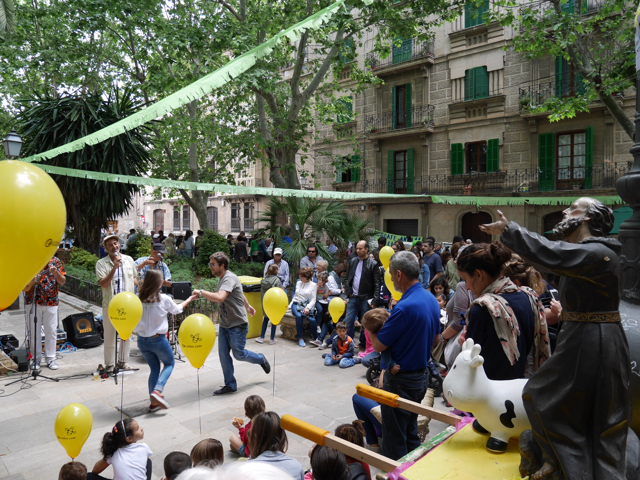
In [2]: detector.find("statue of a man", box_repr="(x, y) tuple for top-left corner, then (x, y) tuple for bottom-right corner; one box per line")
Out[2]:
(480, 197), (631, 480)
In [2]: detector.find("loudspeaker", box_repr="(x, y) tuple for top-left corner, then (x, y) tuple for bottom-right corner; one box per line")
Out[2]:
(10, 348), (28, 372)
(170, 282), (192, 300)
(62, 313), (104, 349)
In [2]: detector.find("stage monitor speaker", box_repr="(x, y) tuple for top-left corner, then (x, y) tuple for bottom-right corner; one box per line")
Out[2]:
(171, 282), (192, 300)
(62, 313), (104, 349)
(10, 348), (28, 372)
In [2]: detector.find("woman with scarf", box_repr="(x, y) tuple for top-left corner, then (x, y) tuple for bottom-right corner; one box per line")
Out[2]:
(456, 242), (550, 382)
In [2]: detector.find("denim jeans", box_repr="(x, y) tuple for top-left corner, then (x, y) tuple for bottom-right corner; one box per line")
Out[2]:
(318, 318), (335, 344)
(137, 335), (175, 394)
(361, 351), (381, 368)
(352, 393), (382, 445)
(291, 303), (317, 341)
(381, 368), (428, 460)
(218, 324), (266, 390)
(260, 316), (277, 340)
(344, 297), (371, 340)
(324, 356), (357, 368)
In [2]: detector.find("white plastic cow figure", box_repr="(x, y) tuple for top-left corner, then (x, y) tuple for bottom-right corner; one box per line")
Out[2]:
(443, 339), (530, 452)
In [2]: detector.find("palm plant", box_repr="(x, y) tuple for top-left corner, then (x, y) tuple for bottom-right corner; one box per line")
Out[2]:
(330, 211), (374, 261)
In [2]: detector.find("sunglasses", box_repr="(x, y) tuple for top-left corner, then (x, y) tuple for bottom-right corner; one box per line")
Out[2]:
(307, 250), (316, 253)
(209, 263), (219, 267)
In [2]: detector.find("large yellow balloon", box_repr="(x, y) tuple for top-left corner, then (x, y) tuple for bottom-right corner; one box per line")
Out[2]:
(108, 291), (143, 341)
(178, 313), (216, 369)
(384, 269), (402, 301)
(263, 288), (288, 326)
(329, 297), (346, 324)
(55, 403), (93, 459)
(379, 246), (394, 270)
(0, 161), (66, 310)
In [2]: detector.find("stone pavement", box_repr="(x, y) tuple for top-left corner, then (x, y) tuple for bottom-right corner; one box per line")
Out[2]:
(0, 293), (451, 480)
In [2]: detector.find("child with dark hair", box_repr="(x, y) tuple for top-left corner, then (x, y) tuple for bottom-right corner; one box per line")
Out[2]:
(309, 445), (349, 480)
(249, 412), (304, 480)
(256, 264), (282, 345)
(428, 276), (452, 301)
(190, 439), (223, 467)
(334, 422), (371, 479)
(230, 394), (266, 457)
(162, 452), (191, 480)
(59, 461), (87, 480)
(361, 309), (399, 375)
(88, 419), (152, 480)
(323, 321), (359, 368)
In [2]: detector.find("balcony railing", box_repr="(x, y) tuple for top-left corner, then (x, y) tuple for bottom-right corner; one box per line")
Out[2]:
(518, 76), (588, 111)
(366, 39), (434, 71)
(364, 105), (435, 134)
(231, 217), (240, 232)
(518, 0), (602, 21)
(60, 275), (103, 306)
(244, 218), (255, 231)
(358, 162), (631, 195)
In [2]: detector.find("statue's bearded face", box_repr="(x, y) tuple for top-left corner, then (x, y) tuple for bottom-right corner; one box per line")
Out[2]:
(553, 215), (585, 240)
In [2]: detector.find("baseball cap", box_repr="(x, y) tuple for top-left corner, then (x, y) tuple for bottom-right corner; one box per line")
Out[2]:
(152, 243), (167, 254)
(273, 247), (283, 255)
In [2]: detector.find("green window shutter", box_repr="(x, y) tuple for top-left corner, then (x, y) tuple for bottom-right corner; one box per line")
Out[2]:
(337, 96), (352, 124)
(465, 0), (488, 28)
(387, 150), (395, 193)
(538, 133), (555, 191)
(555, 57), (563, 97)
(391, 86), (397, 130)
(585, 126), (593, 189)
(475, 67), (489, 99)
(582, 0), (588, 14)
(407, 148), (415, 194)
(405, 83), (412, 128)
(487, 138), (499, 172)
(336, 166), (343, 183)
(392, 37), (412, 64)
(465, 2), (472, 28)
(451, 143), (464, 175)
(561, 0), (574, 13)
(351, 155), (360, 182)
(465, 69), (475, 101)
(339, 37), (355, 63)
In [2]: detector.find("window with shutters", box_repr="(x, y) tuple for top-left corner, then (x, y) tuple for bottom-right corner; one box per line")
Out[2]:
(386, 149), (414, 194)
(394, 150), (407, 194)
(465, 0), (489, 29)
(338, 37), (356, 64)
(244, 204), (254, 231)
(555, 57), (586, 98)
(336, 96), (353, 124)
(182, 206), (190, 230)
(336, 155), (360, 183)
(464, 67), (489, 101)
(231, 203), (241, 232)
(173, 207), (180, 230)
(392, 37), (413, 64)
(392, 84), (412, 130)
(556, 129), (592, 189)
(466, 141), (487, 173)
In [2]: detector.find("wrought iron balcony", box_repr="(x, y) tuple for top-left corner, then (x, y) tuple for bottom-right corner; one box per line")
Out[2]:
(518, 76), (587, 112)
(518, 0), (602, 21)
(357, 162), (631, 195)
(231, 218), (241, 231)
(243, 218), (255, 231)
(364, 105), (435, 134)
(366, 39), (434, 71)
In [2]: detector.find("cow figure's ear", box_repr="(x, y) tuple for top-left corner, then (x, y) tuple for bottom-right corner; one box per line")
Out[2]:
(470, 343), (482, 359)
(470, 354), (484, 369)
(462, 338), (474, 352)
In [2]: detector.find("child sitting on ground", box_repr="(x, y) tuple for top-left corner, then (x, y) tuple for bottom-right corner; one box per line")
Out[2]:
(323, 321), (359, 368)
(230, 395), (266, 458)
(334, 421), (371, 479)
(190, 439), (223, 467)
(162, 452), (191, 480)
(59, 462), (87, 480)
(361, 308), (399, 375)
(88, 419), (152, 480)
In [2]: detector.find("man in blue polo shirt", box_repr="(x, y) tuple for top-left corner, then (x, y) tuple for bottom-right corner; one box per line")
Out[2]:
(371, 250), (440, 460)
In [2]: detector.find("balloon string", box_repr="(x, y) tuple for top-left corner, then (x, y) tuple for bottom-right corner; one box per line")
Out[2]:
(197, 369), (201, 435)
(120, 371), (124, 421)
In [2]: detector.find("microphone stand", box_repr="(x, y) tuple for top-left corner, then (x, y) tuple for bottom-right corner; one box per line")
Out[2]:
(112, 252), (124, 385)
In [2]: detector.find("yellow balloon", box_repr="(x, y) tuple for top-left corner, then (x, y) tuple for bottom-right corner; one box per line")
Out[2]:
(0, 161), (66, 311)
(379, 246), (394, 270)
(108, 291), (143, 341)
(263, 288), (288, 326)
(178, 313), (216, 369)
(54, 403), (93, 459)
(384, 269), (402, 301)
(329, 297), (346, 324)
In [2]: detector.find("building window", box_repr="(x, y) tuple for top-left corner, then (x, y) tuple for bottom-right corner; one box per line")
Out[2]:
(207, 206), (218, 231)
(538, 127), (593, 191)
(557, 131), (586, 186)
(231, 203), (241, 232)
(464, 66), (489, 101)
(555, 57), (586, 98)
(466, 141), (487, 173)
(338, 37), (356, 64)
(182, 206), (190, 230)
(244, 204), (254, 231)
(465, 0), (489, 29)
(336, 155), (360, 183)
(392, 36), (413, 64)
(451, 139), (499, 174)
(387, 149), (415, 194)
(336, 96), (353, 124)
(391, 83), (412, 129)
(173, 207), (180, 230)
(153, 209), (164, 233)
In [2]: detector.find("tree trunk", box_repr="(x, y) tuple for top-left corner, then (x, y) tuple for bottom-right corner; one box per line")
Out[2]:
(68, 203), (101, 255)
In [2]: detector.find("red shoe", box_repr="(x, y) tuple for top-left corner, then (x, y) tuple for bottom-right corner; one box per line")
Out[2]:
(150, 391), (169, 409)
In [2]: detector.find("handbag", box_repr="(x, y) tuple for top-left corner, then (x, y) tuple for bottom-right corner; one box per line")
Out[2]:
(179, 242), (185, 250)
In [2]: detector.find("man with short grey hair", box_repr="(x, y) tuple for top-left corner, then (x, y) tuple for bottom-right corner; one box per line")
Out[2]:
(370, 250), (440, 460)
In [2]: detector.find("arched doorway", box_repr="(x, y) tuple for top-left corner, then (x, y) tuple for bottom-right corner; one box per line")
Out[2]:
(461, 211), (492, 244)
(543, 211), (564, 240)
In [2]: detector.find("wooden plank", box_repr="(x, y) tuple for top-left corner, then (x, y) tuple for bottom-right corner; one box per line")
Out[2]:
(325, 436), (400, 473)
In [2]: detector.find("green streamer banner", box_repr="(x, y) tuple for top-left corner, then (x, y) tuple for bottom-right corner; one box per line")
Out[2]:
(19, 0), (371, 164)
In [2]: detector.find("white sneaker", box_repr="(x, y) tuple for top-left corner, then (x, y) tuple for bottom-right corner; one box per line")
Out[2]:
(47, 360), (59, 370)
(255, 337), (264, 344)
(269, 339), (278, 345)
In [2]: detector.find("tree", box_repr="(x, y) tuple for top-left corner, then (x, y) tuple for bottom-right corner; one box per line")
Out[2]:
(0, 0), (15, 34)
(18, 89), (153, 254)
(488, 0), (635, 139)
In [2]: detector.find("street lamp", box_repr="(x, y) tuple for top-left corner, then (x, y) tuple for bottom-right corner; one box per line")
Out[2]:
(3, 130), (23, 159)
(299, 175), (312, 190)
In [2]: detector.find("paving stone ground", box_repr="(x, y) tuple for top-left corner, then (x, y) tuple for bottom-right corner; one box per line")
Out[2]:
(0, 293), (450, 480)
